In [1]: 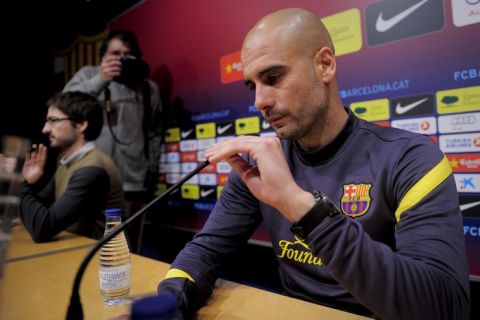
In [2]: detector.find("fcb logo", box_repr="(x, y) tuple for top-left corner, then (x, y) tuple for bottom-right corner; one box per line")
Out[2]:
(341, 183), (372, 217)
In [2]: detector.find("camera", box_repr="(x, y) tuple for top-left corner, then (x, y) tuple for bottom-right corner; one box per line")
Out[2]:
(114, 54), (150, 87)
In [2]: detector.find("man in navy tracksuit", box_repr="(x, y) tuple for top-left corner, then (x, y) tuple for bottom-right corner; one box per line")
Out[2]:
(157, 8), (470, 319)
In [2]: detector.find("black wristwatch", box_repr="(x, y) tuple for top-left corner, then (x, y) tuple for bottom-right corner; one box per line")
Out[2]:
(290, 191), (340, 240)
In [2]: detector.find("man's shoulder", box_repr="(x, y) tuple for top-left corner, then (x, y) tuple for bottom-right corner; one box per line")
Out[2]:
(357, 117), (430, 144)
(75, 65), (100, 77)
(66, 148), (122, 182)
(83, 148), (118, 168)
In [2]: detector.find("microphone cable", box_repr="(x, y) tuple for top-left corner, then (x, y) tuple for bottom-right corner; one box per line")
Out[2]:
(66, 161), (210, 320)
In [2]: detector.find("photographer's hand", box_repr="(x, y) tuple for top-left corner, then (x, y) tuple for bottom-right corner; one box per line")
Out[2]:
(100, 54), (122, 82)
(22, 144), (47, 184)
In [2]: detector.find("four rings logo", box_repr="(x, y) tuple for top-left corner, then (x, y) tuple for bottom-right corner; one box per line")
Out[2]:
(451, 115), (477, 125)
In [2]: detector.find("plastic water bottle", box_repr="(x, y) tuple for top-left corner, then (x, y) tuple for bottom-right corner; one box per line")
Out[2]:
(99, 208), (131, 305)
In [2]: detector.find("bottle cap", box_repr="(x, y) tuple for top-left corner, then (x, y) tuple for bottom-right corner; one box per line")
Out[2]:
(104, 208), (122, 217)
(131, 293), (177, 320)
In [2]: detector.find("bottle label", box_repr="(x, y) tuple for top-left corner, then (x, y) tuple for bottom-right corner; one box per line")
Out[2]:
(99, 264), (131, 290)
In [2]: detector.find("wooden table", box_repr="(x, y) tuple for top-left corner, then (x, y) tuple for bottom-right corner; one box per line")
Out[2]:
(6, 224), (95, 262)
(0, 226), (370, 319)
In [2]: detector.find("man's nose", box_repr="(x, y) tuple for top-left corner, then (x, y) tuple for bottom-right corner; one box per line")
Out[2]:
(255, 85), (274, 112)
(41, 123), (50, 135)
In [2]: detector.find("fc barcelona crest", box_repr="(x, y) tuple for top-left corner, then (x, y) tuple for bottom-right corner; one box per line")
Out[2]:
(341, 183), (372, 217)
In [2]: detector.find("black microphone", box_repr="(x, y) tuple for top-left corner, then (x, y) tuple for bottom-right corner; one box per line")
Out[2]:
(66, 161), (210, 320)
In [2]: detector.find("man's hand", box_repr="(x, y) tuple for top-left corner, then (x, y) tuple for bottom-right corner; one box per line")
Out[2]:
(100, 54), (122, 82)
(22, 144), (47, 184)
(205, 136), (314, 221)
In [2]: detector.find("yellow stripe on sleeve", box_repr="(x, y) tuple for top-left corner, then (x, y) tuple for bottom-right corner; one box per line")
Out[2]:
(395, 156), (452, 222)
(164, 268), (195, 282)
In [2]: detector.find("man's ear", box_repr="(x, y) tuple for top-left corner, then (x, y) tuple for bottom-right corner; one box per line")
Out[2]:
(75, 121), (88, 135)
(313, 47), (336, 84)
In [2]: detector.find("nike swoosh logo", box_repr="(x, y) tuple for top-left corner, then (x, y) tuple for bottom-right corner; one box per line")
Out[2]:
(181, 129), (193, 139)
(217, 123), (233, 135)
(262, 120), (271, 130)
(201, 189), (215, 197)
(376, 0), (429, 32)
(460, 201), (480, 212)
(395, 97), (429, 115)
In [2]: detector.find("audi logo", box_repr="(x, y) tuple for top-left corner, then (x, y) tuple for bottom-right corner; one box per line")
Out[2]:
(451, 115), (477, 125)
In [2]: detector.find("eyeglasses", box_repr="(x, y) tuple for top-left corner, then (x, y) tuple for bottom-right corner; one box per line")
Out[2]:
(45, 117), (72, 125)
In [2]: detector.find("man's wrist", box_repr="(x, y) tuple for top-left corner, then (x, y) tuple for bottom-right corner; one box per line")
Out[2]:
(275, 188), (315, 222)
(290, 191), (340, 240)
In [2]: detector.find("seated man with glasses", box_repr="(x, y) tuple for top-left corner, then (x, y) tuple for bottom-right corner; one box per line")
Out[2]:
(19, 91), (124, 242)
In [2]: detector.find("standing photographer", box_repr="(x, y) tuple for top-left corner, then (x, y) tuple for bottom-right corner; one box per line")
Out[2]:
(63, 30), (162, 205)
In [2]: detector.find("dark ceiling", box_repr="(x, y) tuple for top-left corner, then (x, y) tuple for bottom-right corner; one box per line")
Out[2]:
(41, 0), (142, 50)
(2, 0), (141, 140)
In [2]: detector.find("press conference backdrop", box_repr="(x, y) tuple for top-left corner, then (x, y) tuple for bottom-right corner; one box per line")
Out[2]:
(110, 0), (480, 279)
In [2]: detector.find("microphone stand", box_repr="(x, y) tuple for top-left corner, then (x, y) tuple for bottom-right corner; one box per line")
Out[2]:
(66, 161), (210, 320)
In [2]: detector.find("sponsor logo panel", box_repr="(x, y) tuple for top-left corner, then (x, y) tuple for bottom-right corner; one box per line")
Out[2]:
(216, 121), (235, 136)
(165, 142), (180, 152)
(451, 0), (480, 27)
(391, 117), (437, 134)
(196, 122), (216, 139)
(321, 8), (363, 56)
(220, 51), (243, 84)
(197, 138), (216, 150)
(166, 163), (181, 173)
(439, 133), (480, 153)
(217, 186), (224, 198)
(216, 161), (231, 173)
(261, 119), (274, 132)
(374, 121), (390, 127)
(181, 127), (195, 139)
(165, 127), (180, 142)
(200, 186), (217, 199)
(235, 116), (260, 135)
(185, 175), (199, 185)
(260, 132), (277, 137)
(436, 86), (480, 114)
(390, 93), (435, 118)
(166, 152), (180, 163)
(179, 140), (197, 152)
(154, 183), (168, 196)
(166, 173), (181, 184)
(365, 0), (445, 46)
(350, 98), (390, 121)
(454, 174), (480, 193)
(159, 163), (167, 174)
(216, 135), (235, 143)
(197, 150), (206, 162)
(181, 162), (197, 173)
(217, 174), (229, 185)
(181, 152), (197, 162)
(201, 163), (217, 174)
(447, 154), (480, 172)
(181, 185), (200, 200)
(460, 196), (480, 216)
(199, 173), (217, 186)
(438, 112), (480, 133)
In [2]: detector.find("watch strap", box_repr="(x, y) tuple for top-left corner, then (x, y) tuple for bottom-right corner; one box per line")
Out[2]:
(290, 191), (340, 239)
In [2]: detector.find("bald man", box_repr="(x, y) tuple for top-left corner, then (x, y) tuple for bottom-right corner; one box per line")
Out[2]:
(157, 8), (470, 319)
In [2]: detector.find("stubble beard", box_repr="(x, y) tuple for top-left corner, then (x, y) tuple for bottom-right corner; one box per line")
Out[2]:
(275, 83), (329, 142)
(49, 133), (77, 152)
